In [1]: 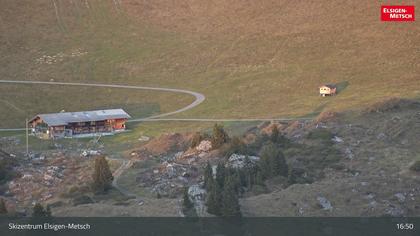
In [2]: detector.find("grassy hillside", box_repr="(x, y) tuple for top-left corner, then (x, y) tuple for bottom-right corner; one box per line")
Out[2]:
(0, 0), (419, 131)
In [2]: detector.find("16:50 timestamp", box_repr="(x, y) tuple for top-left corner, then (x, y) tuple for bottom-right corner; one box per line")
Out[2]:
(396, 223), (414, 230)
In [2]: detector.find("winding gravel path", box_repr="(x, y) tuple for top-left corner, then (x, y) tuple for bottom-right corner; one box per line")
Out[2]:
(0, 79), (312, 131)
(0, 79), (205, 130)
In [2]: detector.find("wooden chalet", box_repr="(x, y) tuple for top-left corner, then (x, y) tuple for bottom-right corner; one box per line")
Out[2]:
(29, 109), (131, 139)
(319, 84), (337, 97)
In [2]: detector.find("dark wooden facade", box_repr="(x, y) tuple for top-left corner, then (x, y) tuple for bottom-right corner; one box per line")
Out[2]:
(29, 109), (130, 139)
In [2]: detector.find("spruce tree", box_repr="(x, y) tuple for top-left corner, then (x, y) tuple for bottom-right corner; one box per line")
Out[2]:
(259, 149), (272, 179)
(211, 124), (229, 149)
(215, 162), (226, 188)
(260, 144), (288, 178)
(270, 125), (279, 143)
(0, 198), (7, 214)
(92, 156), (114, 194)
(203, 162), (213, 191)
(206, 181), (222, 216)
(255, 170), (264, 186)
(182, 187), (196, 217)
(221, 176), (241, 217)
(270, 149), (288, 177)
(32, 203), (48, 217)
(232, 170), (242, 194)
(183, 187), (193, 209)
(45, 205), (52, 217)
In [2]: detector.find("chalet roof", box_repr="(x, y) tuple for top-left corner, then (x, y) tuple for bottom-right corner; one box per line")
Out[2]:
(320, 84), (336, 89)
(29, 109), (131, 126)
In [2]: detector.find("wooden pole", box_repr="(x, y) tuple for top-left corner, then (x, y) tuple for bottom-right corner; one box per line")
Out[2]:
(25, 118), (29, 157)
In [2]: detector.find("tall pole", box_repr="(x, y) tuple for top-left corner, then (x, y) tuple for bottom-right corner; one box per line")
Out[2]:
(25, 118), (29, 157)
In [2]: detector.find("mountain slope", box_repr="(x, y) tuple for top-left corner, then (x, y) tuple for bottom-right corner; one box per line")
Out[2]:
(0, 0), (419, 129)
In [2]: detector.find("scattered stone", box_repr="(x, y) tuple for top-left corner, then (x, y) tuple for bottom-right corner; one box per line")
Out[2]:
(369, 201), (377, 208)
(394, 193), (406, 203)
(317, 196), (333, 210)
(376, 133), (386, 140)
(344, 148), (354, 160)
(138, 136), (150, 142)
(80, 150), (100, 157)
(385, 206), (405, 217)
(298, 207), (304, 215)
(365, 193), (375, 200)
(332, 136), (343, 143)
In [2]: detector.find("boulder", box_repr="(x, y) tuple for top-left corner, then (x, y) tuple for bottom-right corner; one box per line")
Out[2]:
(226, 154), (260, 169)
(196, 140), (212, 152)
(331, 136), (343, 143)
(188, 185), (206, 201)
(317, 196), (333, 210)
(394, 193), (406, 203)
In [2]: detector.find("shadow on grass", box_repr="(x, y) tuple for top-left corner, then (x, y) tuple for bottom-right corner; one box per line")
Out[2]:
(336, 81), (349, 94)
(300, 102), (330, 118)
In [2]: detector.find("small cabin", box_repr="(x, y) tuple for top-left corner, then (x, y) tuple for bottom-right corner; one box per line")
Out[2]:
(29, 109), (131, 139)
(319, 84), (337, 97)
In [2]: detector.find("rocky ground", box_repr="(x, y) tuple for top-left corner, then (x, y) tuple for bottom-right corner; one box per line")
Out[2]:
(1, 98), (419, 217)
(241, 99), (420, 216)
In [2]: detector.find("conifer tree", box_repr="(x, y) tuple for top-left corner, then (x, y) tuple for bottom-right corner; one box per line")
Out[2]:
(45, 205), (52, 217)
(215, 162), (226, 188)
(92, 156), (114, 194)
(211, 124), (229, 149)
(260, 144), (288, 178)
(221, 176), (241, 217)
(0, 198), (7, 214)
(203, 162), (213, 191)
(270, 125), (279, 143)
(206, 181), (222, 216)
(182, 187), (193, 209)
(182, 187), (196, 217)
(259, 149), (272, 179)
(232, 170), (242, 194)
(242, 156), (254, 187)
(32, 203), (49, 217)
(255, 170), (264, 186)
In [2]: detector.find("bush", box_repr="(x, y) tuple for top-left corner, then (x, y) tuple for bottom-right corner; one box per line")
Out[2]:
(288, 167), (313, 184)
(307, 129), (334, 143)
(32, 203), (51, 217)
(190, 132), (208, 148)
(72, 195), (94, 206)
(61, 184), (92, 198)
(224, 136), (250, 157)
(409, 160), (420, 172)
(0, 158), (19, 184)
(250, 185), (268, 195)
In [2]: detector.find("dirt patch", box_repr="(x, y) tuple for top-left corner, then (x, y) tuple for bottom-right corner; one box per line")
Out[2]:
(137, 133), (193, 156)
